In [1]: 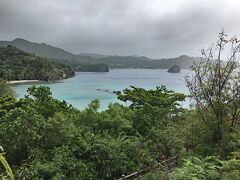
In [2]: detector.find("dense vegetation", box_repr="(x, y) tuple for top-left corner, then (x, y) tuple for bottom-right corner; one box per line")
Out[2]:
(0, 46), (74, 81)
(74, 63), (109, 72)
(0, 80), (15, 97)
(0, 33), (240, 179)
(52, 59), (110, 72)
(0, 38), (199, 69)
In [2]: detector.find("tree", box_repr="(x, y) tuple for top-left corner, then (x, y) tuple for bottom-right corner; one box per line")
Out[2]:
(115, 86), (186, 134)
(0, 80), (15, 97)
(25, 86), (72, 118)
(186, 31), (240, 157)
(115, 86), (186, 158)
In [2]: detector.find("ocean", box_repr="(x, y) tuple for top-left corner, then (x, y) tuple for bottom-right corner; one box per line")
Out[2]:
(12, 69), (192, 110)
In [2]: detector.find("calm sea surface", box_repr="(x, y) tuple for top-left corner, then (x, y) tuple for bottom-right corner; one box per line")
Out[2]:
(12, 69), (192, 110)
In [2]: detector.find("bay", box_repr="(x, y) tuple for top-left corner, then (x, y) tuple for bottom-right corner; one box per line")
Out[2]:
(12, 69), (192, 110)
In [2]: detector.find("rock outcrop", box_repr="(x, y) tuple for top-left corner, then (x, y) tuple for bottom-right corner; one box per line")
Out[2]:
(167, 65), (181, 73)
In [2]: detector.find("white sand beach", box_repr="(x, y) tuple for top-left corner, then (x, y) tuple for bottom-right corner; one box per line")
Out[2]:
(7, 80), (40, 85)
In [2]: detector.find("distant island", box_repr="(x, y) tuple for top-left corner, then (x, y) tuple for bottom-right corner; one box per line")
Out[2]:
(0, 38), (200, 70)
(167, 65), (181, 73)
(0, 46), (74, 81)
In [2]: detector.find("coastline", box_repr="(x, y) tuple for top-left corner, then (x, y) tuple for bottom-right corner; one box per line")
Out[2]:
(7, 80), (40, 85)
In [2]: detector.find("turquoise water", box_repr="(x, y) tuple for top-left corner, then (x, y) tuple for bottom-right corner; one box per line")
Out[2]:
(12, 69), (192, 110)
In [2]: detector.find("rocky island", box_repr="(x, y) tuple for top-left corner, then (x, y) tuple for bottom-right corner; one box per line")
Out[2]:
(167, 65), (181, 73)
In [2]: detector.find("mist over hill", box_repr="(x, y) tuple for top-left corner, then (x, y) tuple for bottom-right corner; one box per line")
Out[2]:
(0, 38), (200, 69)
(0, 38), (76, 60)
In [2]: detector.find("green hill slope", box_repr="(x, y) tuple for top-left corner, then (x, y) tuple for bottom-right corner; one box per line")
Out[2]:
(0, 46), (74, 81)
(0, 38), (200, 69)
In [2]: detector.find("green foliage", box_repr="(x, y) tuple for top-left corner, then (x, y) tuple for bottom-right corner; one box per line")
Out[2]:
(115, 86), (187, 158)
(186, 32), (240, 158)
(0, 46), (74, 81)
(25, 86), (72, 118)
(1, 32), (240, 179)
(74, 63), (109, 72)
(220, 152), (240, 179)
(170, 152), (240, 180)
(116, 85), (185, 109)
(0, 81), (239, 179)
(0, 106), (45, 165)
(115, 86), (186, 135)
(0, 80), (15, 97)
(141, 32), (240, 179)
(1, 53), (240, 179)
(172, 156), (221, 179)
(0, 85), (188, 179)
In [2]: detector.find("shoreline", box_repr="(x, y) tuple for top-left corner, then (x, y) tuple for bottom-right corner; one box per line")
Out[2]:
(7, 80), (40, 85)
(7, 79), (66, 85)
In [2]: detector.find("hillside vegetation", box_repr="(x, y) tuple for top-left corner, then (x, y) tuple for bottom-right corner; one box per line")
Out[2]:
(0, 38), (199, 69)
(0, 33), (239, 179)
(0, 46), (74, 81)
(74, 63), (109, 72)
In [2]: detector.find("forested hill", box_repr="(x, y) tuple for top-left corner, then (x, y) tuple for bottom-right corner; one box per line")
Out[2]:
(0, 38), (200, 69)
(86, 55), (198, 69)
(0, 46), (74, 81)
(0, 38), (75, 60)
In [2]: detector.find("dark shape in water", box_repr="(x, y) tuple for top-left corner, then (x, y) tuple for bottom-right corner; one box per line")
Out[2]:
(167, 65), (181, 73)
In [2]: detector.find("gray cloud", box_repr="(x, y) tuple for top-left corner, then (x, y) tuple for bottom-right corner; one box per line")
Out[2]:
(0, 0), (239, 58)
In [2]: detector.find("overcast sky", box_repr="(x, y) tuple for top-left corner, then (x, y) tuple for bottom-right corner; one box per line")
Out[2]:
(0, 0), (239, 58)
